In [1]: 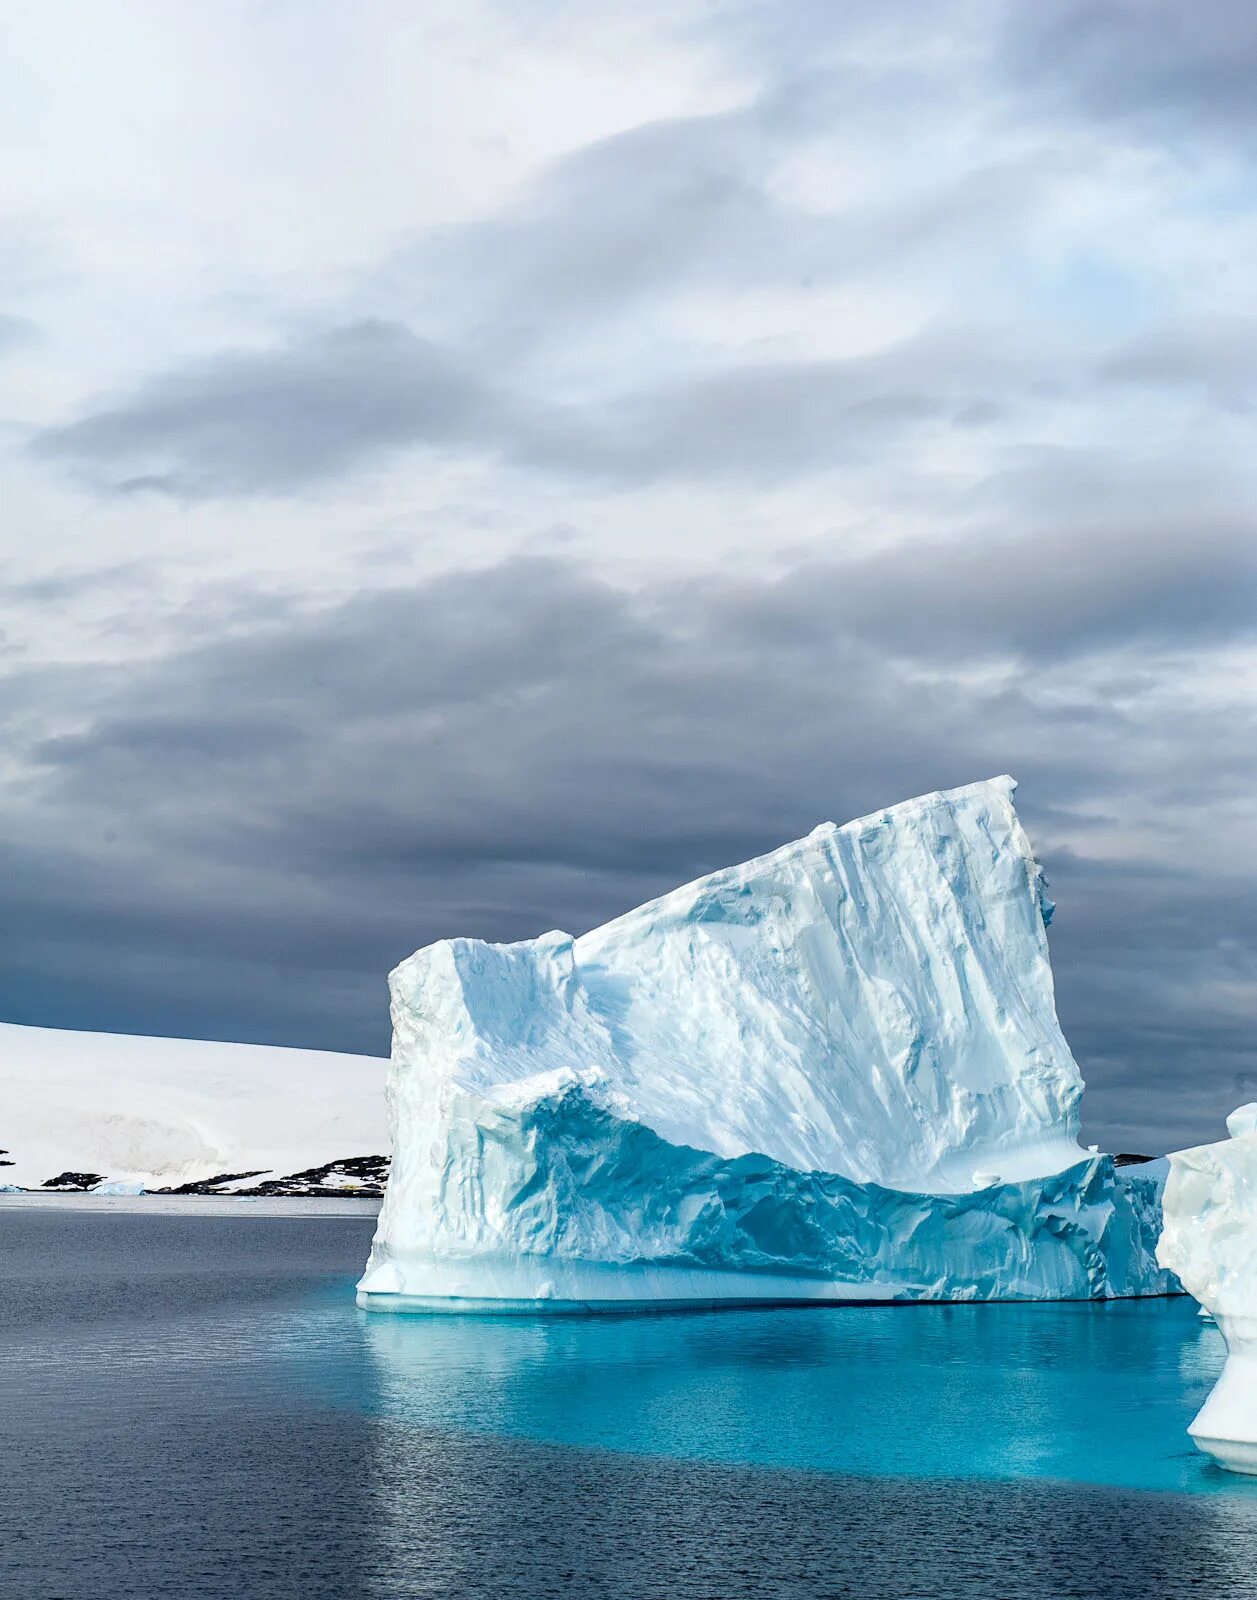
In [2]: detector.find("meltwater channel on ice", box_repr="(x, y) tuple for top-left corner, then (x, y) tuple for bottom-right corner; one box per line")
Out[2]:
(358, 776), (1177, 1313)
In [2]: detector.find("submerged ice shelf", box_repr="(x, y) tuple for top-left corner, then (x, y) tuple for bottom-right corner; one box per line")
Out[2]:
(359, 777), (1176, 1312)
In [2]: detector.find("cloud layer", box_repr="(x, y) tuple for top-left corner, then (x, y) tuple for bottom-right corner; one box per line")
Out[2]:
(3, 531), (1254, 1154)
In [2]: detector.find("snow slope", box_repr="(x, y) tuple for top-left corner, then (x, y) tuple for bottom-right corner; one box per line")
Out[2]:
(0, 1022), (387, 1193)
(360, 777), (1175, 1311)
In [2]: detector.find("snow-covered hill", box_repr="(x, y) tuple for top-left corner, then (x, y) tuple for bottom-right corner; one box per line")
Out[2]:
(0, 1022), (387, 1195)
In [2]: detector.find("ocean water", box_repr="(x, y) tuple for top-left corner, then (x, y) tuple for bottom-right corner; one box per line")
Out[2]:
(3, 1207), (1257, 1600)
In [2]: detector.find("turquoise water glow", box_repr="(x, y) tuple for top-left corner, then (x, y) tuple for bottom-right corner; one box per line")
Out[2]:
(354, 1294), (1239, 1496)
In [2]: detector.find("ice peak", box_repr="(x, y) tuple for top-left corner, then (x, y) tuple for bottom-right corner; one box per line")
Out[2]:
(387, 774), (1077, 1193)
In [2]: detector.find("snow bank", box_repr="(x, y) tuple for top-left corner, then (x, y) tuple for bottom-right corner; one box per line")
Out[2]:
(0, 1022), (386, 1193)
(360, 777), (1174, 1311)
(1158, 1106), (1257, 1472)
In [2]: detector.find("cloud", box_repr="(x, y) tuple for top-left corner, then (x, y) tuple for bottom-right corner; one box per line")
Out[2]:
(765, 516), (1257, 664)
(28, 63), (1064, 500)
(580, 332), (995, 479)
(0, 313), (36, 355)
(1, 544), (1252, 1154)
(32, 315), (1042, 496)
(1102, 316), (1257, 411)
(1004, 0), (1257, 145)
(396, 78), (1046, 352)
(32, 321), (517, 495)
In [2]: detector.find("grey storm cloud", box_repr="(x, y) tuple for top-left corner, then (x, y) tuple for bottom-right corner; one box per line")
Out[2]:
(31, 321), (515, 496)
(765, 517), (1257, 664)
(1, 542), (1253, 1156)
(1102, 317), (1257, 412)
(1004, 0), (1257, 141)
(32, 318), (1035, 497)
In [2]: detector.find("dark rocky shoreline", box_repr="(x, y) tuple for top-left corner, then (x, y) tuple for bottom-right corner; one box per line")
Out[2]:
(29, 1153), (390, 1198)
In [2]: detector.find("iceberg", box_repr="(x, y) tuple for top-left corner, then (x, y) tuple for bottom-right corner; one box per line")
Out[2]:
(1157, 1106), (1257, 1473)
(359, 777), (1175, 1312)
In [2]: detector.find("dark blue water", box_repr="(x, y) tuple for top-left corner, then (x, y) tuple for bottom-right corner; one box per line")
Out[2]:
(4, 1208), (1257, 1599)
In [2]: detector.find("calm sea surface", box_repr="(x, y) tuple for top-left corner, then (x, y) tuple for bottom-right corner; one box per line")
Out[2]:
(3, 1205), (1257, 1599)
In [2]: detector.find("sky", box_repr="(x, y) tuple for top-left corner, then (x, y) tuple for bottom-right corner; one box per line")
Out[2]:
(2, 0), (1255, 1155)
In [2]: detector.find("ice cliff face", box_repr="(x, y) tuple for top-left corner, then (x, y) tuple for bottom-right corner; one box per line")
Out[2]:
(1158, 1107), (1257, 1472)
(360, 777), (1174, 1311)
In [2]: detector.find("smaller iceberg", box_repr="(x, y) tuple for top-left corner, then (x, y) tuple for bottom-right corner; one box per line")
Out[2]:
(90, 1178), (147, 1197)
(1158, 1105), (1257, 1473)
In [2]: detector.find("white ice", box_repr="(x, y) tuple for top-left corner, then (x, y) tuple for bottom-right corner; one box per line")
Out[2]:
(1158, 1107), (1257, 1473)
(360, 777), (1174, 1312)
(0, 1021), (386, 1193)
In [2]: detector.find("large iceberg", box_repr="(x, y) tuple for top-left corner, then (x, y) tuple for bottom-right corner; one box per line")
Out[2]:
(359, 777), (1174, 1312)
(1157, 1106), (1257, 1473)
